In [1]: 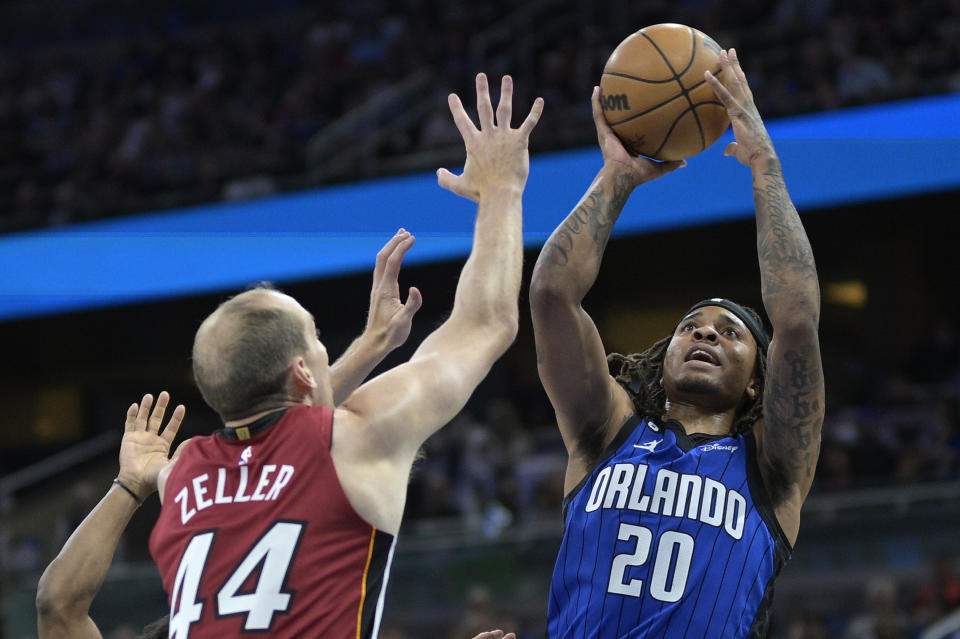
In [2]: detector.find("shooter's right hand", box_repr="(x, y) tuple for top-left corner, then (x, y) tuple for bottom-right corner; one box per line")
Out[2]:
(592, 86), (685, 187)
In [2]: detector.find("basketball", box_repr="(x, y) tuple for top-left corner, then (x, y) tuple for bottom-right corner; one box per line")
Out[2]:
(600, 23), (730, 161)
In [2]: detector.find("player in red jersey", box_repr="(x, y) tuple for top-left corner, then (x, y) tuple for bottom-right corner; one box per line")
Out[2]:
(36, 231), (425, 639)
(149, 73), (543, 639)
(36, 392), (518, 639)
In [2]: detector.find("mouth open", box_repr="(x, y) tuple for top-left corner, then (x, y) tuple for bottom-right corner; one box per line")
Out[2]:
(685, 348), (720, 366)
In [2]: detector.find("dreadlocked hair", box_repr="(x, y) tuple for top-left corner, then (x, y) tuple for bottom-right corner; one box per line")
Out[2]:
(608, 314), (769, 436)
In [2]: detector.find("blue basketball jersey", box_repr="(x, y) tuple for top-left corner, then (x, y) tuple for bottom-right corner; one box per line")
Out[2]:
(547, 415), (791, 639)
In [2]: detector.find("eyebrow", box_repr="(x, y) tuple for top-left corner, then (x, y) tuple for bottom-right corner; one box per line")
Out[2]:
(680, 311), (747, 330)
(718, 313), (746, 329)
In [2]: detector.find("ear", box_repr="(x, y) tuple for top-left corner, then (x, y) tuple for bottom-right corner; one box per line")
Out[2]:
(745, 377), (760, 401)
(290, 356), (318, 394)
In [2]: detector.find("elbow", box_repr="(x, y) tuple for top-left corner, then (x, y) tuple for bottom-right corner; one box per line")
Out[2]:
(530, 258), (575, 300)
(475, 302), (519, 356)
(529, 275), (576, 317)
(489, 304), (520, 350)
(457, 300), (518, 353)
(36, 563), (86, 622)
(36, 573), (64, 621)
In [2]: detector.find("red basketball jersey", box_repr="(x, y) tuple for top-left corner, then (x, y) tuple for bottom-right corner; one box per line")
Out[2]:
(149, 405), (395, 639)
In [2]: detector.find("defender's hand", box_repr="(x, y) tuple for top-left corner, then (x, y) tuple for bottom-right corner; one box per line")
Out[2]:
(365, 229), (423, 351)
(704, 48), (777, 168)
(117, 392), (185, 500)
(437, 73), (544, 203)
(592, 86), (685, 187)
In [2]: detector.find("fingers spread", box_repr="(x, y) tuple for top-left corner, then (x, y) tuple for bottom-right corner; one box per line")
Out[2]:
(447, 93), (477, 140)
(476, 73), (494, 129)
(519, 96), (544, 137)
(495, 75), (513, 128)
(404, 286), (423, 315)
(148, 391), (170, 433)
(437, 168), (478, 201)
(161, 404), (187, 445)
(437, 167), (458, 192)
(125, 403), (139, 431)
(135, 394), (153, 429)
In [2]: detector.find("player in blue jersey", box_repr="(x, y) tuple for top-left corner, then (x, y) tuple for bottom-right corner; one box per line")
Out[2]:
(529, 49), (823, 638)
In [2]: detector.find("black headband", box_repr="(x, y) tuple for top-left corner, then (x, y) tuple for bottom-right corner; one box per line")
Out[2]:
(681, 298), (770, 352)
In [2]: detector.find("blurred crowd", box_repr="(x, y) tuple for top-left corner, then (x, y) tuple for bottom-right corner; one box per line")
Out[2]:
(779, 555), (960, 639)
(3, 0), (960, 231)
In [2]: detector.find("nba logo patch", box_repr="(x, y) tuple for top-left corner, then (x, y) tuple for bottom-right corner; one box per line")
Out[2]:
(238, 445), (253, 466)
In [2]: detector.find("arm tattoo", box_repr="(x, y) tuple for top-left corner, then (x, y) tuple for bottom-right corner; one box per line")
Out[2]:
(754, 165), (818, 299)
(543, 173), (636, 267)
(764, 345), (824, 499)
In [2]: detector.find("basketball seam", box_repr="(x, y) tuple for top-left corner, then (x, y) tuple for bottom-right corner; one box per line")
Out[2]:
(601, 70), (677, 85)
(604, 71), (724, 127)
(639, 27), (706, 154)
(645, 103), (712, 159)
(607, 93), (686, 126)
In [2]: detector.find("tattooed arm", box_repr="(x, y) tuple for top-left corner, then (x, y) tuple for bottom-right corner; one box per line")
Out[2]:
(706, 50), (824, 545)
(530, 86), (682, 488)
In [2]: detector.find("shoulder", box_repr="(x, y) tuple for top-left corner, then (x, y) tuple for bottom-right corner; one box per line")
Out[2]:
(286, 404), (334, 429)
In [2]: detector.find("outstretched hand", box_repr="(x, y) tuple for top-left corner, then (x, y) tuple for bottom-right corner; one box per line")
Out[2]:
(704, 48), (777, 167)
(591, 86), (685, 186)
(437, 73), (544, 202)
(117, 392), (186, 500)
(365, 229), (423, 351)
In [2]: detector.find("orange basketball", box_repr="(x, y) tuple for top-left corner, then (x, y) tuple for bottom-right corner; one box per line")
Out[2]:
(600, 24), (730, 161)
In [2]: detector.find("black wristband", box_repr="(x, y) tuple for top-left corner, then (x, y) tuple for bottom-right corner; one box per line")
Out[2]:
(113, 477), (144, 507)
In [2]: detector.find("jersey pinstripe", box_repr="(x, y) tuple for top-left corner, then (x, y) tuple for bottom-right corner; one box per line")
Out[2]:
(547, 416), (791, 639)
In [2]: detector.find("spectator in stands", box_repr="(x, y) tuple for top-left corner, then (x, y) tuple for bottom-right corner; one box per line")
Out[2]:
(3, 0), (960, 231)
(843, 575), (909, 639)
(913, 554), (960, 629)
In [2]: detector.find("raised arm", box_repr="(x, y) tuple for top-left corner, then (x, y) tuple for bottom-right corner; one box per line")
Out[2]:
(337, 73), (542, 463)
(37, 393), (184, 639)
(706, 50), (824, 542)
(329, 230), (422, 404)
(530, 87), (683, 459)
